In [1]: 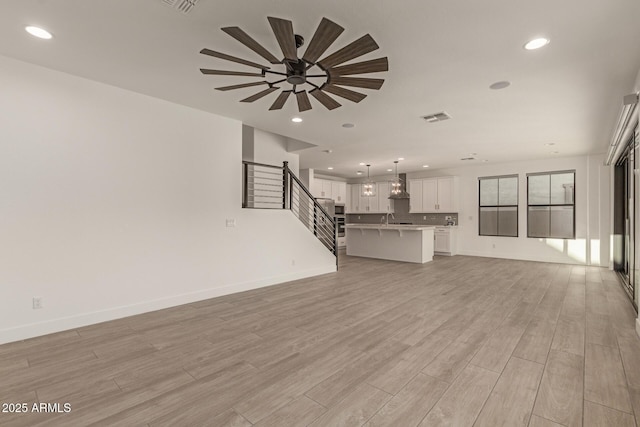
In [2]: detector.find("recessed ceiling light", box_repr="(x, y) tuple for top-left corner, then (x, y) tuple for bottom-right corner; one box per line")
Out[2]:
(422, 165), (429, 168)
(544, 142), (556, 146)
(524, 37), (550, 50)
(470, 153), (477, 156)
(25, 26), (52, 39)
(398, 157), (404, 161)
(356, 171), (363, 175)
(387, 169), (393, 172)
(327, 167), (333, 170)
(359, 162), (365, 166)
(291, 117), (303, 123)
(489, 81), (511, 90)
(342, 123), (355, 128)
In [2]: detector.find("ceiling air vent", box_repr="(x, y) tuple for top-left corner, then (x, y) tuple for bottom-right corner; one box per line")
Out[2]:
(161, 0), (199, 14)
(422, 111), (451, 123)
(460, 157), (475, 161)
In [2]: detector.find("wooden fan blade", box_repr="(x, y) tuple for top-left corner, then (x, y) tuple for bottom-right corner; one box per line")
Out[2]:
(221, 26), (281, 64)
(269, 90), (293, 110)
(317, 34), (379, 69)
(322, 85), (367, 103)
(200, 69), (264, 77)
(296, 91), (312, 112)
(200, 49), (270, 70)
(302, 17), (344, 64)
(330, 76), (384, 90)
(328, 57), (389, 76)
(309, 88), (341, 110)
(215, 81), (268, 91)
(267, 17), (297, 62)
(240, 87), (280, 103)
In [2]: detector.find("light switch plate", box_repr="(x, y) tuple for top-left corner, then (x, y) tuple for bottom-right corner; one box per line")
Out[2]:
(226, 219), (236, 227)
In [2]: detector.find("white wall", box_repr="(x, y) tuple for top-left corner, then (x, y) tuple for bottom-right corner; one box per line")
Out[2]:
(0, 55), (336, 344)
(406, 154), (610, 266)
(253, 128), (299, 176)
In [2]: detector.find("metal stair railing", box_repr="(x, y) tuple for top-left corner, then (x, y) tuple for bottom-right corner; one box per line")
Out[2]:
(242, 161), (337, 266)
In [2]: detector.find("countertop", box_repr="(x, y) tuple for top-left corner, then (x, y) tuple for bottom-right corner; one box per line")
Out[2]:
(345, 224), (436, 231)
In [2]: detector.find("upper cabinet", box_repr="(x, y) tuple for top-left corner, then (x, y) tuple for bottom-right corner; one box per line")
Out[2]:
(408, 179), (423, 213)
(331, 181), (347, 203)
(377, 181), (393, 213)
(347, 182), (394, 214)
(409, 176), (458, 213)
(347, 184), (360, 213)
(321, 180), (333, 198)
(311, 178), (346, 203)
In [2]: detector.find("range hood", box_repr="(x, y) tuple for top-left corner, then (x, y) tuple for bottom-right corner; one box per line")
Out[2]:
(389, 173), (410, 199)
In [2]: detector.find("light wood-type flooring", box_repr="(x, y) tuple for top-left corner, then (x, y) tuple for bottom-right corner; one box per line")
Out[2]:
(1, 254), (640, 426)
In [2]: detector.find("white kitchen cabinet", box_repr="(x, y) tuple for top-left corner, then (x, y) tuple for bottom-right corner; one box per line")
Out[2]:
(312, 178), (347, 203)
(359, 188), (379, 213)
(347, 182), (392, 213)
(348, 184), (362, 212)
(434, 226), (457, 256)
(434, 177), (455, 212)
(422, 179), (438, 212)
(311, 178), (323, 198)
(409, 176), (458, 213)
(321, 180), (333, 199)
(408, 179), (423, 213)
(332, 181), (346, 203)
(377, 182), (394, 213)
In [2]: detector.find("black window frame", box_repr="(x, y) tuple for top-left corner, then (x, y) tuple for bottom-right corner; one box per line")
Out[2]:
(478, 174), (519, 237)
(526, 170), (576, 239)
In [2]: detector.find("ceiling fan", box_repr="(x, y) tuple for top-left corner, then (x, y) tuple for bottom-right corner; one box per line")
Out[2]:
(199, 16), (389, 111)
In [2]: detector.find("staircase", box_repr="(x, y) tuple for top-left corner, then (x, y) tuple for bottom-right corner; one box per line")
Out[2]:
(242, 161), (337, 266)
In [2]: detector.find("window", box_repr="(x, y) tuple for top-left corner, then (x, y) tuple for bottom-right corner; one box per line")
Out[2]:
(479, 175), (518, 237)
(527, 171), (575, 239)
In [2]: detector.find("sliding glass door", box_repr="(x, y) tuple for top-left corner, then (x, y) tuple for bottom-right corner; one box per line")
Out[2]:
(614, 126), (638, 309)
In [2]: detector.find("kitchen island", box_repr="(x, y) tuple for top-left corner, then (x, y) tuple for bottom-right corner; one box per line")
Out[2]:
(345, 224), (435, 263)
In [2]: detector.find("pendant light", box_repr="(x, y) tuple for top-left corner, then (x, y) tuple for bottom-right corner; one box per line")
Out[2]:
(362, 164), (376, 197)
(388, 160), (410, 199)
(390, 160), (402, 196)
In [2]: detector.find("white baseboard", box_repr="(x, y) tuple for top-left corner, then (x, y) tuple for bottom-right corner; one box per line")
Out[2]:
(0, 265), (336, 345)
(636, 318), (640, 339)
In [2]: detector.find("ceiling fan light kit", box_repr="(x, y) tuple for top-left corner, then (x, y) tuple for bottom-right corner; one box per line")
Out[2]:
(200, 16), (388, 112)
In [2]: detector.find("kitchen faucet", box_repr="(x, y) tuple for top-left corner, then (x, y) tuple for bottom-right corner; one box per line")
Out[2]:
(385, 212), (394, 225)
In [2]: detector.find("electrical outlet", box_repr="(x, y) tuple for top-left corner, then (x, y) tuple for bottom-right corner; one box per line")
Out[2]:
(358, 216), (361, 220)
(32, 297), (43, 309)
(423, 216), (426, 220)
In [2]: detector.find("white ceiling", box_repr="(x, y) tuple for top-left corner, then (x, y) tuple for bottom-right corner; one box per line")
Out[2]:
(1, 0), (639, 178)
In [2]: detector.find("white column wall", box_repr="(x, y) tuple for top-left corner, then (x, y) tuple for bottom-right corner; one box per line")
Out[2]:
(0, 55), (335, 344)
